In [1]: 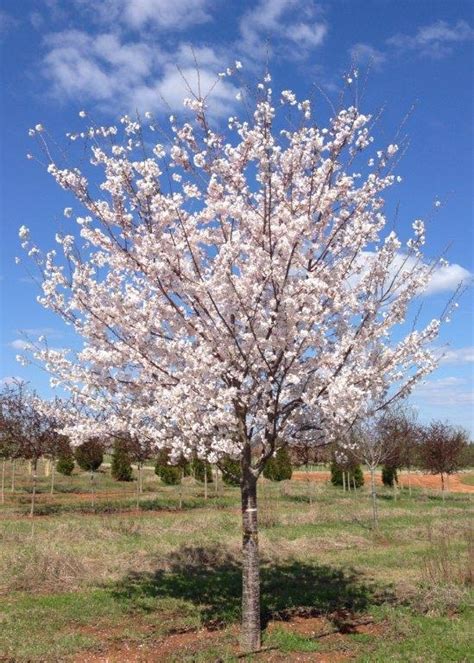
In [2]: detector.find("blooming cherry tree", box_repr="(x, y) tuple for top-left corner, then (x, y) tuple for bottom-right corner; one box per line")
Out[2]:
(20, 71), (454, 651)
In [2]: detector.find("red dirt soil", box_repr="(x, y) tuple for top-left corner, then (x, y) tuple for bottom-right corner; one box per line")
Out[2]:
(73, 614), (381, 662)
(74, 627), (225, 663)
(292, 470), (474, 493)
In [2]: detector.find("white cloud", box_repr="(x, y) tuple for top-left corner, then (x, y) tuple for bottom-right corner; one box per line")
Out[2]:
(121, 0), (212, 30)
(440, 346), (474, 365)
(424, 262), (472, 295)
(239, 0), (327, 61)
(388, 20), (474, 58)
(9, 339), (32, 351)
(29, 11), (44, 30)
(0, 9), (18, 39)
(0, 376), (21, 386)
(18, 327), (64, 339)
(40, 2), (328, 114)
(75, 0), (213, 31)
(349, 250), (471, 297)
(42, 31), (237, 118)
(349, 43), (385, 69)
(412, 376), (474, 407)
(43, 30), (157, 103)
(158, 66), (236, 120)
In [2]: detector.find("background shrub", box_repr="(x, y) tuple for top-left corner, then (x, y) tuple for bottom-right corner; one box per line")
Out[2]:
(382, 465), (398, 487)
(56, 454), (75, 476)
(111, 439), (133, 481)
(154, 449), (182, 485)
(263, 447), (292, 482)
(74, 438), (104, 472)
(221, 456), (241, 486)
(330, 462), (364, 487)
(155, 463), (181, 485)
(352, 464), (365, 487)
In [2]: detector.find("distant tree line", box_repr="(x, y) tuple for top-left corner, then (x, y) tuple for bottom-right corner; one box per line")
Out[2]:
(1, 382), (471, 522)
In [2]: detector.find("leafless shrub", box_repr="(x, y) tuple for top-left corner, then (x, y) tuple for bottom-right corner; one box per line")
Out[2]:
(107, 518), (143, 538)
(259, 510), (281, 528)
(409, 525), (473, 616)
(164, 544), (240, 572)
(422, 526), (473, 587)
(7, 546), (87, 593)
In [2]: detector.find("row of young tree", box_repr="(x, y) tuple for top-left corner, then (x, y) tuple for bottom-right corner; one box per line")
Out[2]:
(2, 380), (470, 518)
(291, 410), (471, 488)
(0, 381), (298, 513)
(291, 409), (471, 526)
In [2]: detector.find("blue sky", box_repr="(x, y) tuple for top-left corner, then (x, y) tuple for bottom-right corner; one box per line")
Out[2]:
(0, 0), (473, 434)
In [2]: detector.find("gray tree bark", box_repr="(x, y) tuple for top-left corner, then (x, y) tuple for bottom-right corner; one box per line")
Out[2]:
(240, 445), (261, 653)
(50, 461), (56, 495)
(178, 467), (183, 509)
(370, 466), (378, 529)
(30, 461), (38, 518)
(90, 471), (95, 509)
(1, 458), (5, 505)
(136, 465), (141, 510)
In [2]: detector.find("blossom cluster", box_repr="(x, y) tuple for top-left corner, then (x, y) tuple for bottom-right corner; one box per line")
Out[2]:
(19, 76), (450, 470)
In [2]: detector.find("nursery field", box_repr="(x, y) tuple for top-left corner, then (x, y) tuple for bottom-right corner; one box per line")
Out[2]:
(292, 470), (474, 494)
(0, 464), (473, 662)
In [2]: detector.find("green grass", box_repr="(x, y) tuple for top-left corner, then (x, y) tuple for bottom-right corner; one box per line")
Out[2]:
(1, 465), (473, 661)
(354, 605), (474, 662)
(265, 628), (320, 652)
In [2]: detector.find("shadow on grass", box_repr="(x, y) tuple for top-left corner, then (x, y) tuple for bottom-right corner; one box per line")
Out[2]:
(111, 544), (392, 629)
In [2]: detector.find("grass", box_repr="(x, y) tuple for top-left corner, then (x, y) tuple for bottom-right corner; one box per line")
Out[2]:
(355, 605), (473, 662)
(0, 463), (473, 661)
(265, 628), (320, 652)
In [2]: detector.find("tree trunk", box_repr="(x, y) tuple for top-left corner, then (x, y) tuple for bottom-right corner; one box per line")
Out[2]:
(370, 467), (378, 529)
(306, 464), (312, 505)
(1, 458), (5, 505)
(178, 468), (183, 509)
(214, 465), (219, 496)
(204, 466), (208, 500)
(136, 465), (140, 510)
(50, 461), (55, 495)
(30, 461), (38, 518)
(90, 471), (95, 509)
(407, 466), (412, 496)
(441, 473), (445, 500)
(11, 459), (15, 493)
(240, 468), (261, 653)
(342, 470), (346, 493)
